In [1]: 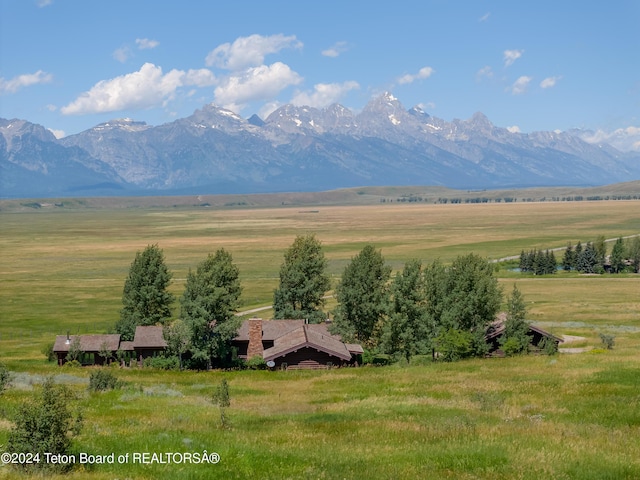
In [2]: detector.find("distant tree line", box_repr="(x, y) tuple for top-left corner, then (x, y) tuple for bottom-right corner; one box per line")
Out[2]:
(377, 195), (640, 204)
(518, 236), (640, 275)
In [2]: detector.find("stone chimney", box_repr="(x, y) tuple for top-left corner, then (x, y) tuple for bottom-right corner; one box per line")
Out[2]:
(247, 318), (264, 359)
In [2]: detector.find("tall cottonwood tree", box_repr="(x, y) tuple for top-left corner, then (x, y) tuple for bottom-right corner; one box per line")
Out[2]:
(332, 245), (391, 344)
(181, 248), (242, 369)
(500, 284), (530, 354)
(380, 259), (431, 361)
(273, 234), (331, 323)
(116, 244), (174, 341)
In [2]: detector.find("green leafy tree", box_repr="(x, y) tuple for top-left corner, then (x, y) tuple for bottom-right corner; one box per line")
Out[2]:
(380, 260), (431, 361)
(163, 319), (192, 369)
(116, 244), (174, 341)
(440, 253), (502, 332)
(332, 245), (391, 344)
(181, 249), (242, 369)
(500, 285), (530, 354)
(273, 234), (331, 323)
(7, 377), (83, 472)
(610, 237), (626, 273)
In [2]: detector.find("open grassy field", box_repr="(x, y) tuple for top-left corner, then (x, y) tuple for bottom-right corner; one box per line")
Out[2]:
(1, 199), (639, 479)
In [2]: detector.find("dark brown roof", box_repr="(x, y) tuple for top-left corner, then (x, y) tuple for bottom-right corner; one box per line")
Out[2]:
(485, 313), (564, 343)
(262, 324), (352, 362)
(53, 334), (121, 353)
(132, 325), (167, 349)
(234, 319), (305, 341)
(119, 341), (135, 352)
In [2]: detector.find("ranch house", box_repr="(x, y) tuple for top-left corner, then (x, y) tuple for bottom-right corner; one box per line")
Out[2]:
(232, 318), (363, 369)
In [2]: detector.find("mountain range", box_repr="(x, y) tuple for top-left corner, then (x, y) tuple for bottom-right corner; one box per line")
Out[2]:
(2, 92), (639, 198)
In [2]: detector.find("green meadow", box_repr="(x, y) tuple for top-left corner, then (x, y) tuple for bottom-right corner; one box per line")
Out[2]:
(1, 199), (639, 479)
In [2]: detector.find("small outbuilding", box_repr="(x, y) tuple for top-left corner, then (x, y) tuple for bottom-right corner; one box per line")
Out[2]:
(485, 313), (564, 356)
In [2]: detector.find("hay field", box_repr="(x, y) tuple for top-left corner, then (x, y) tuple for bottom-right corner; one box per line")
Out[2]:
(0, 199), (639, 479)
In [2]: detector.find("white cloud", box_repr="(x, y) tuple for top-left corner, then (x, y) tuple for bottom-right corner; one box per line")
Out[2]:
(61, 63), (215, 115)
(322, 41), (349, 58)
(0, 70), (53, 94)
(479, 12), (490, 22)
(397, 66), (435, 85)
(258, 100), (283, 120)
(183, 69), (217, 87)
(503, 49), (524, 67)
(36, 0), (52, 7)
(205, 34), (302, 71)
(540, 75), (562, 89)
(213, 62), (303, 112)
(508, 76), (532, 95)
(48, 128), (65, 139)
(113, 46), (132, 63)
(476, 66), (493, 81)
(579, 126), (640, 152)
(507, 125), (521, 133)
(136, 38), (159, 50)
(291, 81), (359, 108)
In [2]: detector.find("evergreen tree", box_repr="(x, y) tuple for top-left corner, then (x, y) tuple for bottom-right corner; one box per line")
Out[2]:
(562, 242), (575, 271)
(116, 244), (174, 341)
(500, 284), (530, 354)
(574, 241), (583, 267)
(180, 249), (242, 369)
(273, 235), (331, 323)
(609, 237), (626, 273)
(332, 245), (391, 344)
(594, 235), (607, 268)
(380, 260), (431, 361)
(577, 242), (598, 273)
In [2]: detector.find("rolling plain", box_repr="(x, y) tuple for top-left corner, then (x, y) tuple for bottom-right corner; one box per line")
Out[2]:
(0, 197), (639, 479)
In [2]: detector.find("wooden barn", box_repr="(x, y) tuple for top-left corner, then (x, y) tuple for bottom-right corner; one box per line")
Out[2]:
(233, 318), (363, 369)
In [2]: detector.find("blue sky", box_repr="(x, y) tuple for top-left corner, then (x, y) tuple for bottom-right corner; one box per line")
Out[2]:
(1, 1), (639, 149)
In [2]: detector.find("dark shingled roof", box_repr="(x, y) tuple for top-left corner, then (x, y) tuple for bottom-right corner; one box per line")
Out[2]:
(485, 313), (564, 343)
(53, 334), (121, 353)
(132, 325), (167, 349)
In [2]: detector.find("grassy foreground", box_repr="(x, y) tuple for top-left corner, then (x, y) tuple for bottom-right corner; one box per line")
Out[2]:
(1, 199), (639, 479)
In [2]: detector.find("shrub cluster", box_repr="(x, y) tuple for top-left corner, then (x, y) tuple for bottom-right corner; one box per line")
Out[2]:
(88, 369), (122, 392)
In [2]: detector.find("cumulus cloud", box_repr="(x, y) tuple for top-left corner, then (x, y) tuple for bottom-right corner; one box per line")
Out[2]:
(507, 125), (521, 133)
(61, 63), (216, 115)
(136, 38), (159, 50)
(0, 70), (53, 94)
(290, 81), (360, 108)
(540, 75), (562, 88)
(322, 41), (349, 58)
(508, 76), (532, 95)
(205, 34), (302, 71)
(213, 62), (302, 112)
(397, 66), (435, 85)
(503, 49), (524, 67)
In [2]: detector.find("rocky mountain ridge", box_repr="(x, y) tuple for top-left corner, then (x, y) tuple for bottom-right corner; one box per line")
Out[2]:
(1, 93), (639, 197)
